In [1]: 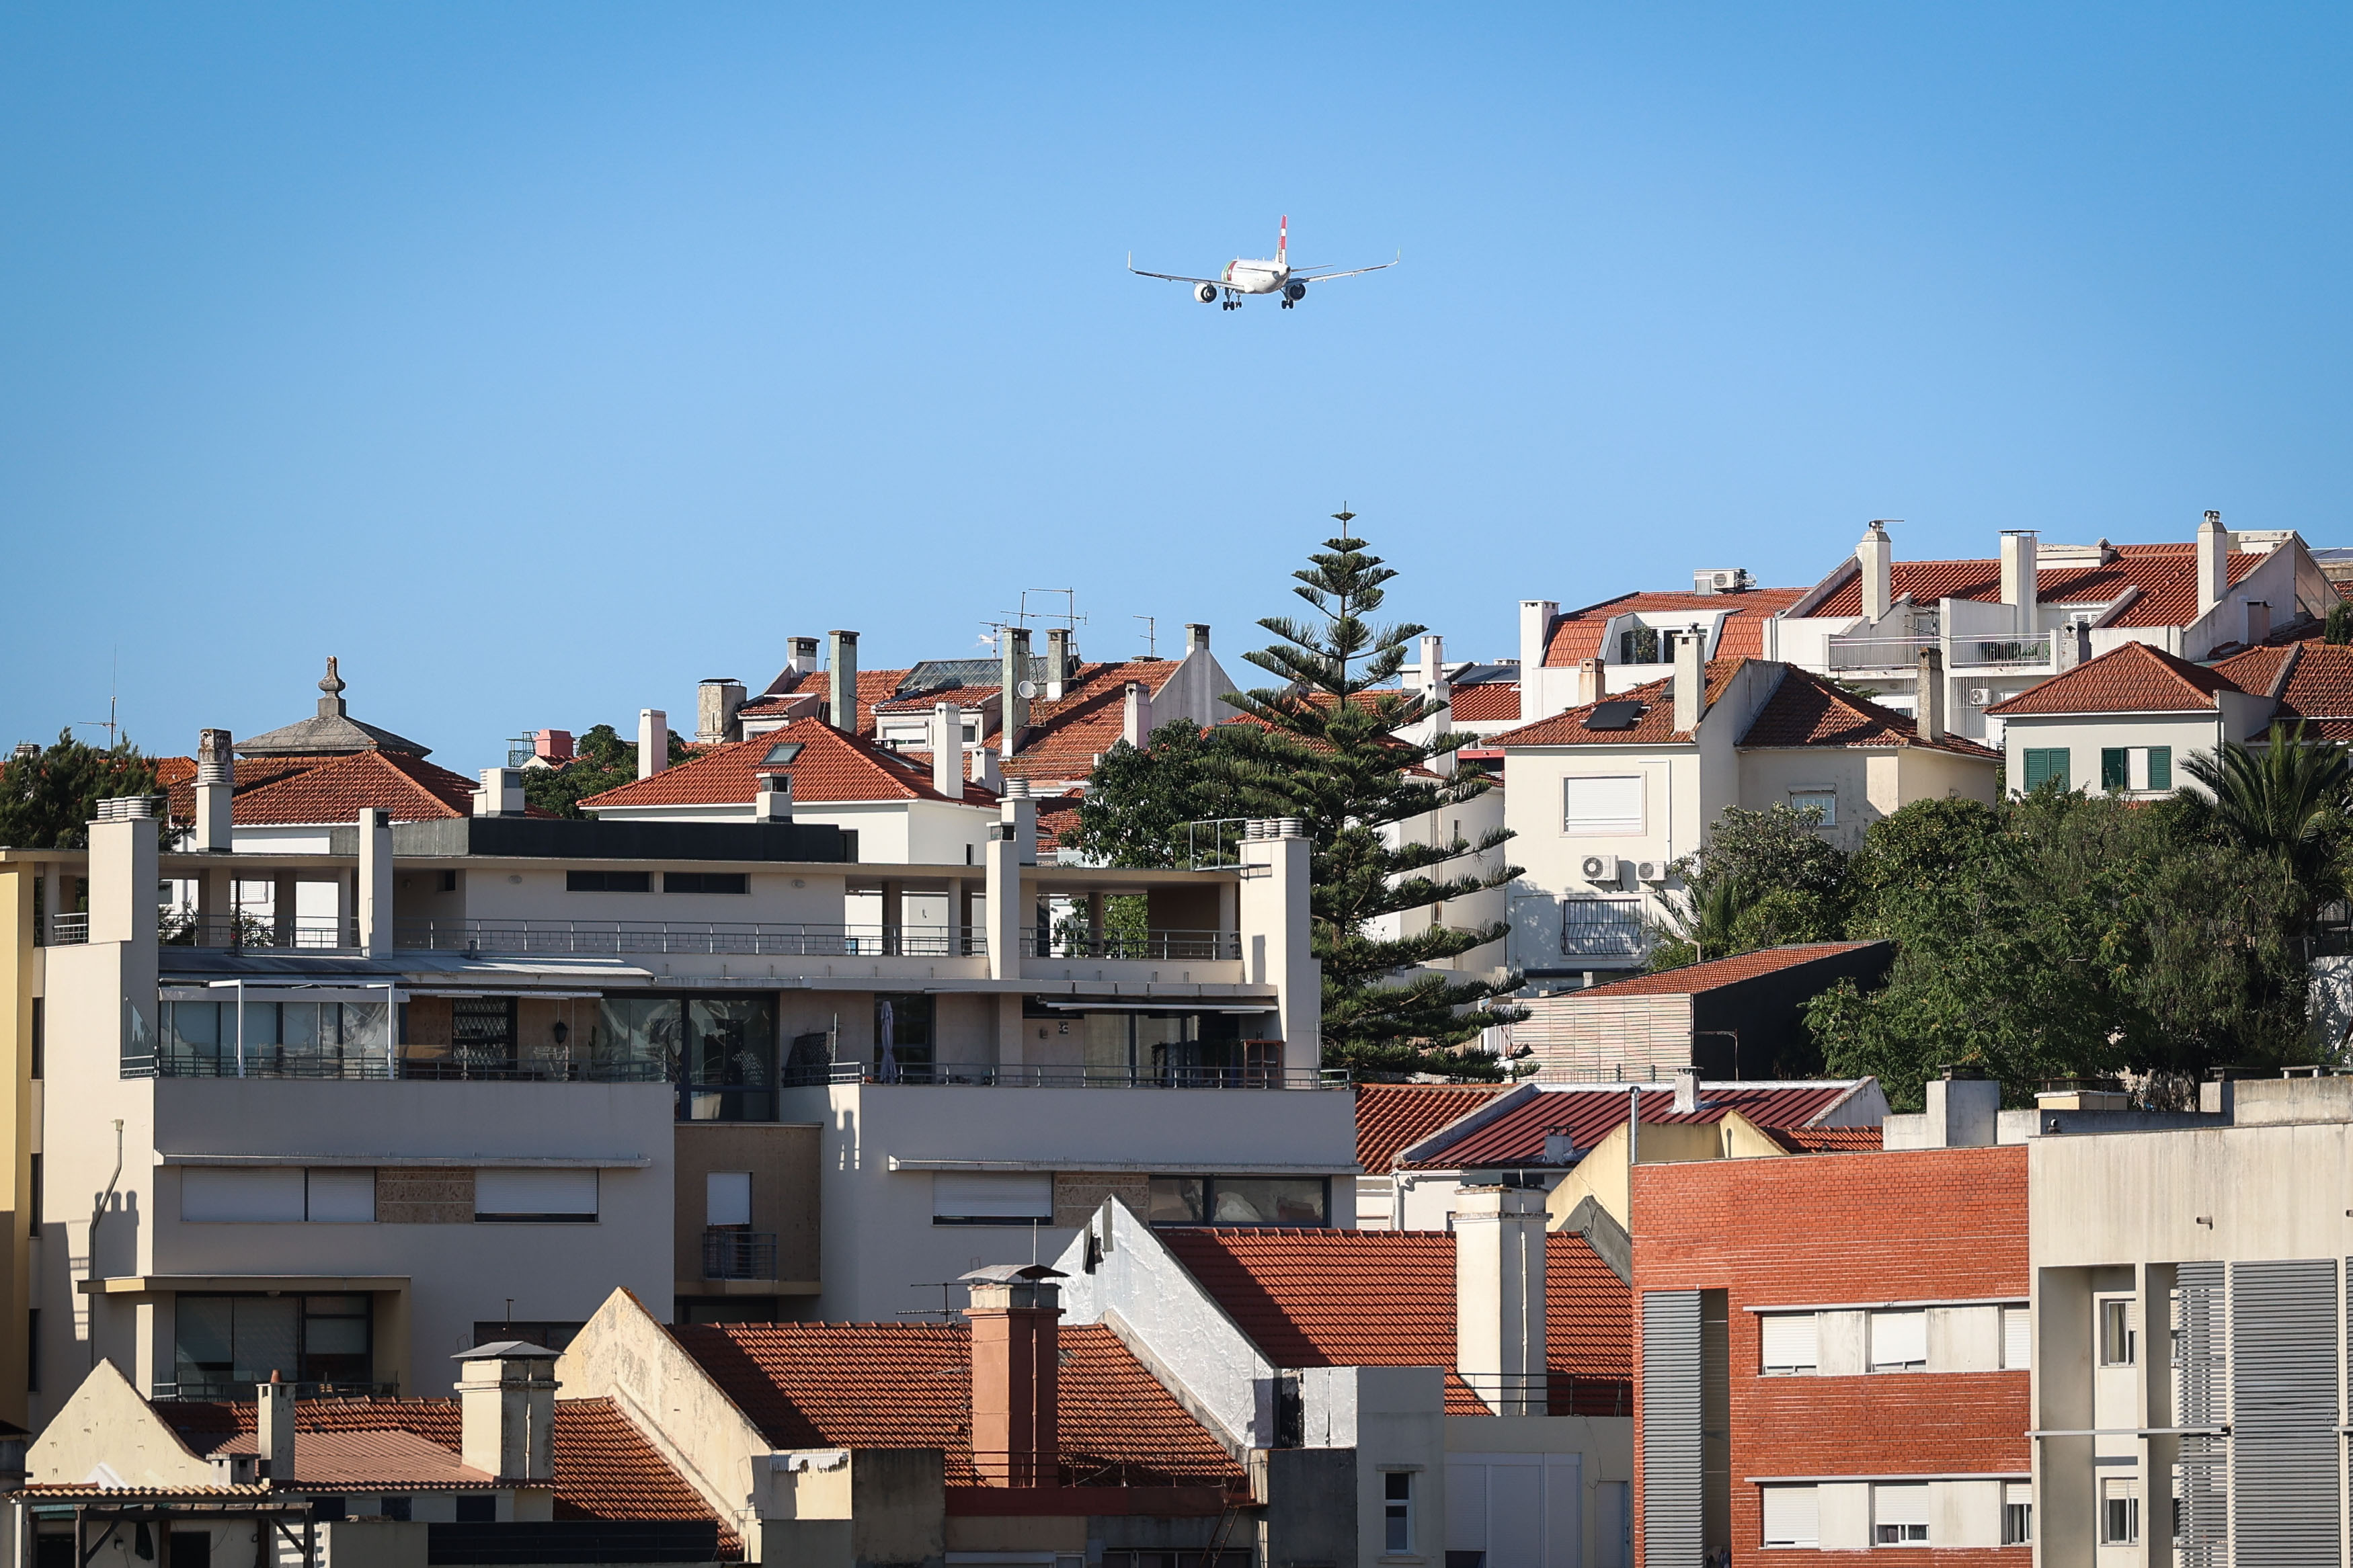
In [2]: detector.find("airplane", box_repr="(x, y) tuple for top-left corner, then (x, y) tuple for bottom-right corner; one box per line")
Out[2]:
(1127, 216), (1398, 310)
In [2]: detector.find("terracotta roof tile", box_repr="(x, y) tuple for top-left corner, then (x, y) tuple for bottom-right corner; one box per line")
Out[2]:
(669, 1322), (1238, 1487)
(1987, 642), (2245, 716)
(1737, 669), (1999, 757)
(742, 669), (911, 739)
(1762, 1125), (1886, 1153)
(1810, 546), (2264, 626)
(1355, 1084), (1507, 1173)
(582, 718), (995, 810)
(1571, 942), (1888, 998)
(165, 751), (537, 827)
(1447, 684), (1521, 724)
(1484, 661), (1742, 747)
(997, 662), (1185, 784)
(1157, 1231), (1631, 1414)
(213, 1428), (491, 1489)
(1540, 590), (1806, 667)
(1403, 1081), (1874, 1168)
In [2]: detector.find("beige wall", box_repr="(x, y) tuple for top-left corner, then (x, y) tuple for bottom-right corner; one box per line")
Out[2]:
(674, 1122), (822, 1294)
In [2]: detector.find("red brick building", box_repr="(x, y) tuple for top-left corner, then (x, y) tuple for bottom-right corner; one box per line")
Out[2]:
(1631, 1138), (2030, 1564)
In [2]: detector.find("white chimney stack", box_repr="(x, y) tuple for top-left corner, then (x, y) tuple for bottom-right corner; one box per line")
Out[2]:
(1671, 624), (1706, 733)
(787, 636), (821, 676)
(1183, 623), (1210, 657)
(1519, 601), (1558, 714)
(1000, 627), (1033, 757)
(970, 745), (1001, 791)
(2198, 510), (2231, 620)
(1576, 658), (1604, 708)
(1121, 682), (1153, 749)
(755, 771), (793, 822)
(195, 728), (234, 852)
(637, 709), (669, 778)
(933, 703), (965, 798)
(1045, 629), (1072, 702)
(1673, 1065), (1702, 1115)
(257, 1373), (296, 1482)
(456, 1345), (559, 1483)
(1858, 522), (1894, 625)
(1455, 1185), (1548, 1416)
(1999, 531), (2039, 635)
(473, 768), (524, 817)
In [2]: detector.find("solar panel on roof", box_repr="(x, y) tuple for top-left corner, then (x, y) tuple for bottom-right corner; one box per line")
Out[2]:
(1583, 701), (1644, 731)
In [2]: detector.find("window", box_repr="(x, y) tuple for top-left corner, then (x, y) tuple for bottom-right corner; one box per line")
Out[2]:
(1788, 790), (1836, 827)
(875, 993), (934, 1081)
(1562, 897), (1646, 958)
(1759, 1313), (1819, 1375)
(379, 1499), (412, 1523)
(1761, 1484), (1819, 1548)
(2002, 1481), (2033, 1545)
(707, 1171), (753, 1229)
(1869, 1309), (1927, 1371)
(1872, 1481), (1929, 1545)
(761, 742), (804, 766)
(474, 1169), (598, 1223)
(932, 1172), (1051, 1225)
(2102, 1477), (2139, 1544)
(1619, 626), (1661, 664)
(2022, 748), (2070, 791)
(311, 1499), (347, 1523)
(1564, 775), (1645, 835)
(2002, 1305), (2031, 1370)
(664, 872), (748, 895)
(566, 870), (651, 893)
(29, 997), (40, 1079)
(454, 1497), (497, 1524)
(593, 995), (781, 1122)
(173, 1293), (374, 1395)
(1382, 1471), (1414, 1553)
(2100, 1298), (2136, 1366)
(182, 1168), (376, 1224)
(26, 1154), (38, 1237)
(2100, 747), (2171, 792)
(1146, 1175), (1327, 1227)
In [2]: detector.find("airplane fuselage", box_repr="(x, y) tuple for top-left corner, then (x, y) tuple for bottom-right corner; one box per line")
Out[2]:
(1218, 259), (1290, 295)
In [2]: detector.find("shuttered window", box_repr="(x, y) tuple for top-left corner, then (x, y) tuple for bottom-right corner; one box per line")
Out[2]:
(932, 1172), (1053, 1224)
(1564, 776), (1646, 835)
(1869, 1309), (1927, 1370)
(2101, 1478), (2139, 1544)
(706, 1171), (752, 1228)
(2022, 749), (2069, 791)
(182, 1168), (305, 1223)
(2101, 747), (2129, 790)
(1872, 1482), (1929, 1544)
(1640, 1291), (1704, 1567)
(475, 1168), (598, 1222)
(2001, 1305), (2031, 1370)
(2002, 1482), (2034, 1546)
(2231, 1258), (2341, 1564)
(1760, 1485), (1818, 1547)
(1759, 1313), (1819, 1375)
(2147, 746), (2171, 789)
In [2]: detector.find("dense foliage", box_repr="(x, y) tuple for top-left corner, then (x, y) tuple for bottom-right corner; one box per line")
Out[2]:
(522, 723), (691, 818)
(0, 730), (163, 850)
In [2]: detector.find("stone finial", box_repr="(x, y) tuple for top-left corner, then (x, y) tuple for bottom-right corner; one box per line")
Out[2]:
(317, 656), (348, 718)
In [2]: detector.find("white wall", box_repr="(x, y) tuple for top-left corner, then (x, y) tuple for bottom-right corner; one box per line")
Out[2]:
(1997, 712), (2228, 799)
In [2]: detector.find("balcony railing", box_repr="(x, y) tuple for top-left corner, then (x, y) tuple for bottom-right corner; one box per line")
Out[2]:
(1020, 929), (1240, 961)
(124, 1044), (672, 1083)
(965, 1450), (1248, 1492)
(1825, 635), (1938, 669)
(46, 913), (87, 946)
(396, 919), (984, 958)
(163, 913), (358, 951)
(151, 1378), (400, 1402)
(1457, 1372), (1634, 1418)
(1562, 898), (1646, 959)
(703, 1229), (779, 1280)
(786, 1060), (1349, 1090)
(1952, 634), (2052, 667)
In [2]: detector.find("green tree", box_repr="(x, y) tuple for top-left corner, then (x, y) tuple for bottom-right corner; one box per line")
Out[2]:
(1068, 720), (1249, 868)
(522, 723), (690, 819)
(0, 729), (162, 850)
(1646, 804), (1848, 971)
(2327, 600), (2353, 646)
(2178, 723), (2350, 909)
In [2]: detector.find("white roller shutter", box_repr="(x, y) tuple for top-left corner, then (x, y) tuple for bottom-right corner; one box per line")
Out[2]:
(1761, 1485), (1819, 1547)
(1874, 1481), (1930, 1527)
(1760, 1313), (1819, 1374)
(305, 1169), (375, 1223)
(707, 1171), (752, 1227)
(932, 1171), (1053, 1221)
(182, 1167), (305, 1223)
(475, 1168), (599, 1220)
(1870, 1309), (1927, 1369)
(2001, 1305), (2031, 1369)
(1564, 776), (1644, 833)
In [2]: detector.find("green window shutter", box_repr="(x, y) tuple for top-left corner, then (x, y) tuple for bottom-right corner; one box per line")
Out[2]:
(2147, 747), (2171, 790)
(2023, 749), (2069, 791)
(2101, 748), (2128, 790)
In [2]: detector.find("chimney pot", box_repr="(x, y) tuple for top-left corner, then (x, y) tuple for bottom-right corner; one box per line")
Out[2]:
(1671, 626), (1706, 733)
(1576, 658), (1605, 708)
(1045, 629), (1072, 702)
(1121, 681), (1153, 749)
(257, 1374), (296, 1484)
(1858, 522), (1895, 625)
(532, 729), (573, 764)
(1915, 646), (1946, 744)
(932, 703), (965, 798)
(2198, 511), (2231, 621)
(970, 745), (1001, 790)
(788, 636), (822, 676)
(196, 729), (235, 852)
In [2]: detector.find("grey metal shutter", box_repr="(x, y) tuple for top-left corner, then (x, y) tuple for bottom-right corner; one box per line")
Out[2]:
(2175, 1261), (2227, 1568)
(2231, 1258), (2341, 1567)
(1642, 1290), (1703, 1566)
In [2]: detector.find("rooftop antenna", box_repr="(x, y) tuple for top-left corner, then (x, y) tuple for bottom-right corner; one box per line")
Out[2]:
(1133, 615), (1158, 657)
(996, 589), (1090, 633)
(75, 646), (121, 749)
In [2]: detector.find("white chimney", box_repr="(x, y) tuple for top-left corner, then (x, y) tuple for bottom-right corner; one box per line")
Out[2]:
(473, 768), (524, 817)
(1671, 624), (1706, 733)
(1183, 623), (1210, 657)
(1576, 658), (1605, 708)
(1921, 1069), (2001, 1149)
(1999, 531), (2039, 635)
(969, 745), (1001, 791)
(357, 807), (393, 958)
(195, 728), (234, 852)
(787, 636), (821, 676)
(2198, 511), (2230, 619)
(637, 709), (669, 778)
(456, 1344), (559, 1483)
(697, 678), (747, 746)
(1122, 682), (1153, 748)
(1519, 601), (1558, 711)
(755, 771), (793, 822)
(1542, 1127), (1577, 1165)
(1673, 1066), (1702, 1115)
(933, 703), (965, 798)
(257, 1372), (295, 1483)
(1916, 645), (1945, 743)
(1045, 629), (1072, 702)
(1858, 522), (1894, 625)
(1455, 1185), (1548, 1416)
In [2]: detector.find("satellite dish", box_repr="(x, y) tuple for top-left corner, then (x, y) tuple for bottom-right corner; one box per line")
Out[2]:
(1016, 681), (1039, 700)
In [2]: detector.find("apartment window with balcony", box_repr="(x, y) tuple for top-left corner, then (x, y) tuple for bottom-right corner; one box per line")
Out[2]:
(876, 993), (934, 1081)
(1148, 1175), (1327, 1227)
(2022, 749), (2070, 791)
(158, 999), (389, 1076)
(173, 1292), (374, 1396)
(1871, 1482), (1929, 1545)
(592, 995), (778, 1120)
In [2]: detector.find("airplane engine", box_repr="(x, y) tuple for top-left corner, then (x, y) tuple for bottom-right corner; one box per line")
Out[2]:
(1195, 283), (1218, 304)
(1283, 280), (1307, 302)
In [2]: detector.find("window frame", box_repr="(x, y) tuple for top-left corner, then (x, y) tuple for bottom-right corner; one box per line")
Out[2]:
(2002, 1482), (2033, 1546)
(565, 870), (652, 893)
(1146, 1174), (1330, 1229)
(2022, 748), (2070, 792)
(2099, 1298), (2137, 1367)
(1759, 1312), (1819, 1376)
(1759, 1483), (1820, 1548)
(1381, 1470), (1414, 1554)
(2101, 1478), (2139, 1544)
(1870, 1481), (1931, 1546)
(664, 872), (749, 896)
(1787, 790), (1837, 827)
(1868, 1308), (1928, 1372)
(1563, 774), (1646, 836)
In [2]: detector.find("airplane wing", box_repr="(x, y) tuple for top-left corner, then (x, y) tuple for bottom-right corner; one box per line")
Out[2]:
(1127, 254), (1226, 286)
(1294, 253), (1402, 282)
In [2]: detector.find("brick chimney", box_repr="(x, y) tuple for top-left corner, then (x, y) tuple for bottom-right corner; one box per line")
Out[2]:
(257, 1372), (295, 1483)
(1671, 625), (1706, 733)
(827, 631), (861, 733)
(533, 730), (573, 765)
(962, 1265), (1064, 1487)
(1916, 645), (1945, 743)
(1045, 629), (1072, 702)
(1455, 1186), (1548, 1416)
(697, 678), (747, 746)
(455, 1342), (560, 1483)
(195, 729), (234, 852)
(1121, 682), (1152, 748)
(637, 709), (669, 779)
(1999, 531), (2039, 635)
(933, 704), (965, 798)
(2198, 511), (2230, 620)
(999, 628), (1033, 758)
(1858, 522), (1894, 624)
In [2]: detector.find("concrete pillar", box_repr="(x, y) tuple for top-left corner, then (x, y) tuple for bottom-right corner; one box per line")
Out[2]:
(880, 880), (904, 956)
(273, 870), (298, 948)
(1238, 820), (1316, 1075)
(985, 794), (1036, 981)
(1455, 1185), (1549, 1417)
(1085, 891), (1105, 955)
(0, 865), (33, 1423)
(358, 809), (394, 958)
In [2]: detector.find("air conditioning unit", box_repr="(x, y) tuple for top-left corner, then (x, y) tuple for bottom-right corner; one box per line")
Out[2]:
(1966, 688), (1993, 707)
(1635, 860), (1669, 883)
(1579, 854), (1620, 884)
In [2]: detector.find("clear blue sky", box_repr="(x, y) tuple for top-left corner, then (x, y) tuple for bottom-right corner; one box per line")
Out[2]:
(7, 5), (2351, 768)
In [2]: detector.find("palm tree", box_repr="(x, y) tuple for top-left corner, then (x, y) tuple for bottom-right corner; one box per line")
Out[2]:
(2181, 721), (2350, 903)
(1648, 876), (1756, 970)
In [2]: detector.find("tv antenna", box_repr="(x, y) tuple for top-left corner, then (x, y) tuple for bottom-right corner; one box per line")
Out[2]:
(1133, 616), (1158, 657)
(995, 589), (1088, 632)
(75, 647), (121, 749)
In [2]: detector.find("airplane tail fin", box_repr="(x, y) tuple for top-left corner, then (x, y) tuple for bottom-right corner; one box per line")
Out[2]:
(1278, 214), (1287, 266)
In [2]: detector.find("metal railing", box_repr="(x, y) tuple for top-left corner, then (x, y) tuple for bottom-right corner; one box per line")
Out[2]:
(965, 1451), (1247, 1492)
(1459, 1372), (1634, 1418)
(1825, 635), (1938, 669)
(163, 913), (358, 951)
(124, 1046), (671, 1083)
(1021, 929), (1240, 960)
(151, 1378), (400, 1402)
(1561, 899), (1646, 959)
(787, 1060), (1348, 1090)
(395, 919), (984, 958)
(1953, 634), (2052, 667)
(703, 1229), (779, 1280)
(46, 913), (88, 945)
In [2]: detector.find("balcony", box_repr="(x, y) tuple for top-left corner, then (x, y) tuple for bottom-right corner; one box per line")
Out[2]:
(1952, 634), (2052, 667)
(1825, 635), (1938, 671)
(395, 919), (984, 958)
(165, 913), (357, 951)
(1019, 928), (1240, 961)
(702, 1229), (779, 1281)
(786, 1060), (1349, 1090)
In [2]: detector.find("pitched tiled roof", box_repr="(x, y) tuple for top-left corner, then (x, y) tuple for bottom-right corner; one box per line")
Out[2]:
(1447, 684), (1521, 724)
(1484, 662), (1741, 747)
(998, 661), (1185, 784)
(1737, 668), (1999, 757)
(1541, 589), (1806, 667)
(1402, 1081), (1875, 1169)
(164, 751), (536, 826)
(1810, 546), (2264, 626)
(1570, 942), (1887, 998)
(741, 669), (911, 738)
(2213, 643), (2353, 741)
(212, 1428), (490, 1489)
(669, 1322), (1239, 1487)
(1987, 641), (2245, 716)
(1763, 1125), (1886, 1153)
(1157, 1230), (1631, 1414)
(157, 1397), (729, 1544)
(582, 717), (995, 810)
(1355, 1084), (1507, 1173)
